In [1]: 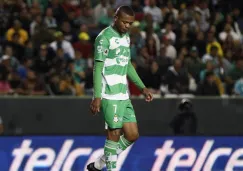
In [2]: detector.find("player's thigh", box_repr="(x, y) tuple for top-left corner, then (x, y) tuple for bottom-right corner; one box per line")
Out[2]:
(123, 122), (139, 142)
(101, 99), (126, 129)
(123, 100), (137, 123)
(122, 100), (139, 142)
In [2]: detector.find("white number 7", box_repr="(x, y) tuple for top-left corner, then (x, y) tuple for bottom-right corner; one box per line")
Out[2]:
(113, 104), (117, 113)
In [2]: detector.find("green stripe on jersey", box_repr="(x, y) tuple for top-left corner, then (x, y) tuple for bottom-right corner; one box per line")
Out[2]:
(105, 83), (127, 95)
(105, 65), (128, 76)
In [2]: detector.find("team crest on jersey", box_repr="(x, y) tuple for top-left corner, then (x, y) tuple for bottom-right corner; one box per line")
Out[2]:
(113, 115), (119, 123)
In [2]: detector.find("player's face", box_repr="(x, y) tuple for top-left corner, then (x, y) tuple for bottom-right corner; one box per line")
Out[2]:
(115, 12), (135, 34)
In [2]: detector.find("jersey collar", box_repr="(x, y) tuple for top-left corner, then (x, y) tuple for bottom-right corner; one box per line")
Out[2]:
(110, 25), (126, 37)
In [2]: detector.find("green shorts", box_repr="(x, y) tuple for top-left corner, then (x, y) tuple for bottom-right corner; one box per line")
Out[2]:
(101, 99), (137, 129)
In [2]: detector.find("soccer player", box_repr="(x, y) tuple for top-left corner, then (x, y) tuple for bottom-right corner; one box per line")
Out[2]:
(87, 6), (153, 171)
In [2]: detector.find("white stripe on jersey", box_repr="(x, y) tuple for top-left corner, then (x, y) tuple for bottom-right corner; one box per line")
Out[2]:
(109, 37), (130, 50)
(104, 74), (127, 86)
(102, 93), (129, 100)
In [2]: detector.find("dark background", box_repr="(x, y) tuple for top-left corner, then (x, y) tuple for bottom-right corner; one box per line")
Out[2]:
(1, 97), (243, 136)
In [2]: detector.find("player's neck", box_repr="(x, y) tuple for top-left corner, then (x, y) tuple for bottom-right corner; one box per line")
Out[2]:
(111, 24), (123, 36)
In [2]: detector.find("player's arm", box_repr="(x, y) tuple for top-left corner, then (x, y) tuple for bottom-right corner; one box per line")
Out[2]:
(90, 36), (109, 114)
(127, 61), (153, 102)
(127, 61), (145, 90)
(93, 61), (104, 98)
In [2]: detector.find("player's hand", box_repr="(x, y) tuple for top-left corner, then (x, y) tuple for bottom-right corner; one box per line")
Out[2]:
(142, 88), (153, 102)
(90, 98), (101, 115)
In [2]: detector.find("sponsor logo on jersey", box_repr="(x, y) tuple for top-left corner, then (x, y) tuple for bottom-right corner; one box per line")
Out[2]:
(116, 56), (129, 65)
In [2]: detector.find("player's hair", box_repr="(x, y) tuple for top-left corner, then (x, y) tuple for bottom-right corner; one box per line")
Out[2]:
(116, 6), (134, 17)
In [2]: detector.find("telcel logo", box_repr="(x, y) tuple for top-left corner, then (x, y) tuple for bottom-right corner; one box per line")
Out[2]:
(10, 139), (131, 171)
(152, 140), (243, 171)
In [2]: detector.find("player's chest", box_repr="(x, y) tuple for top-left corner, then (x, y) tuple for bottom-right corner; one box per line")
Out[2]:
(108, 37), (131, 58)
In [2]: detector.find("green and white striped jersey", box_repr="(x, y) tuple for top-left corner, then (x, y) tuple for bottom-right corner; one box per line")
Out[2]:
(94, 26), (131, 100)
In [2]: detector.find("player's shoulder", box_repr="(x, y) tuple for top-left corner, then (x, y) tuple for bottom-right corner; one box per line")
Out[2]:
(95, 26), (114, 41)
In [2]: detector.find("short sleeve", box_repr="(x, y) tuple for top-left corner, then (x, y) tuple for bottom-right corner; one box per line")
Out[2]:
(94, 35), (109, 61)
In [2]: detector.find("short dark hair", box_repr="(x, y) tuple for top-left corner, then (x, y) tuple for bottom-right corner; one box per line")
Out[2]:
(116, 6), (134, 17)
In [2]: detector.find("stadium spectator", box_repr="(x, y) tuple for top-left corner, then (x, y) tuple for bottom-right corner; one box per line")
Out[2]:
(0, 0), (10, 38)
(161, 23), (176, 44)
(206, 32), (223, 57)
(156, 46), (172, 76)
(143, 0), (162, 24)
(145, 61), (161, 95)
(175, 23), (191, 51)
(34, 44), (52, 75)
(197, 71), (220, 96)
(202, 45), (219, 63)
(17, 58), (33, 80)
(140, 13), (160, 33)
(130, 21), (145, 59)
(113, 0), (131, 9)
(67, 61), (84, 96)
(2, 46), (20, 70)
(19, 8), (32, 32)
(162, 36), (177, 60)
(70, 50), (87, 87)
(226, 58), (243, 94)
(98, 7), (114, 29)
(93, 0), (111, 24)
(44, 7), (58, 30)
(48, 0), (67, 25)
(58, 73), (77, 96)
(184, 46), (203, 83)
(6, 20), (28, 46)
(234, 76), (243, 96)
(131, 0), (143, 13)
(74, 7), (97, 31)
(163, 59), (189, 94)
(219, 23), (241, 43)
(16, 70), (46, 95)
(135, 46), (151, 70)
(194, 31), (206, 57)
(200, 61), (215, 80)
(73, 32), (92, 59)
(50, 31), (75, 59)
(26, 0), (48, 14)
(164, 1), (178, 20)
(0, 0), (241, 97)
(24, 41), (34, 59)
(0, 55), (12, 95)
(61, 21), (76, 43)
(30, 14), (42, 36)
(29, 0), (42, 16)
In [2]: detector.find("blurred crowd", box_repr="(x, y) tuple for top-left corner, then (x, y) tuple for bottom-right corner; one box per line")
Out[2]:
(0, 0), (243, 97)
